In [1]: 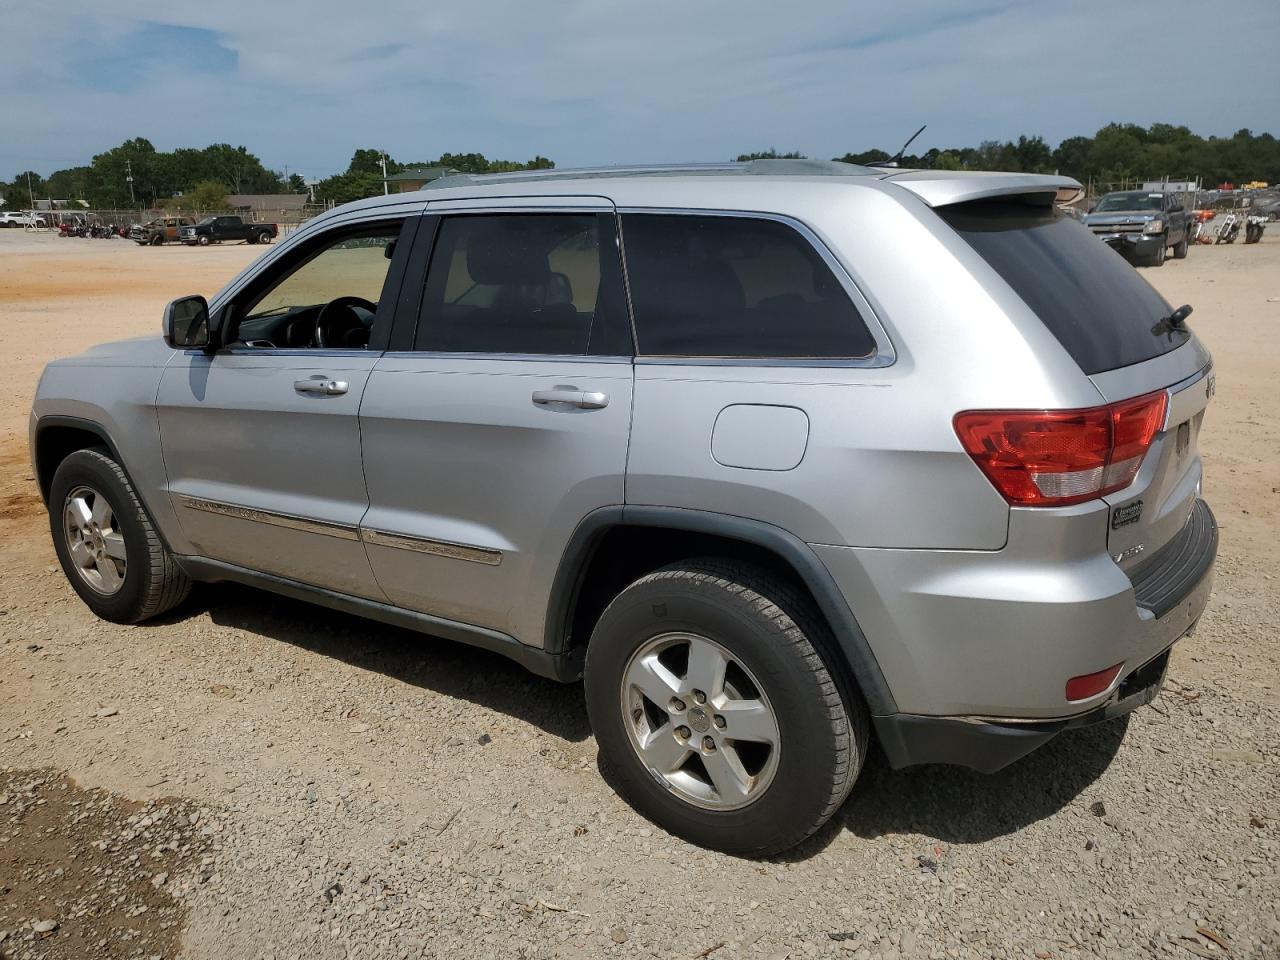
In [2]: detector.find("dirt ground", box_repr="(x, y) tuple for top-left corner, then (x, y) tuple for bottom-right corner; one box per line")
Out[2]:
(0, 228), (1277, 960)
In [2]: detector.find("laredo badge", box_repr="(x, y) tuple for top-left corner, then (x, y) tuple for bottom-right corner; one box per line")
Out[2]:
(1112, 500), (1143, 529)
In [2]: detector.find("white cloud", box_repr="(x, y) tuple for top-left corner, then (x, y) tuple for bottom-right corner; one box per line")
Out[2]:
(3, 0), (1277, 177)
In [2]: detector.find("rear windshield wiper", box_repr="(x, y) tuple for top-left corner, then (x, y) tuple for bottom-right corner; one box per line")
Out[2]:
(1151, 303), (1192, 337)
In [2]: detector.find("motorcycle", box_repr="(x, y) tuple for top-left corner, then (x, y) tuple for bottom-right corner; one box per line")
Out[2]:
(1215, 213), (1240, 244)
(1244, 216), (1267, 244)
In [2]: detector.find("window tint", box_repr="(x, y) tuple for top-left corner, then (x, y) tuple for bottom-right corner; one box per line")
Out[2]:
(415, 214), (630, 356)
(621, 214), (875, 359)
(938, 200), (1187, 374)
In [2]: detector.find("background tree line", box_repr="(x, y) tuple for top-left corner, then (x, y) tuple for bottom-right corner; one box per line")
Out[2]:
(6, 122), (1277, 211)
(750, 123), (1279, 187)
(0, 139), (553, 210)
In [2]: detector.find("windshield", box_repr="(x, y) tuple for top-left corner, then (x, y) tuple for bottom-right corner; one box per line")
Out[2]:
(1095, 192), (1164, 213)
(197, 217), (215, 226)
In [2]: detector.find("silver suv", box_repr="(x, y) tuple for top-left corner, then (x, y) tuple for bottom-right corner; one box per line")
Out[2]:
(30, 160), (1217, 855)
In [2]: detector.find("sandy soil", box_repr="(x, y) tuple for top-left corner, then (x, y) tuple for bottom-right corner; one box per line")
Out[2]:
(0, 228), (1277, 960)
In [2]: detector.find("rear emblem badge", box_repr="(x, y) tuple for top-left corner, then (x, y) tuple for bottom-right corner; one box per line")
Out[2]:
(1112, 500), (1143, 529)
(1115, 543), (1146, 563)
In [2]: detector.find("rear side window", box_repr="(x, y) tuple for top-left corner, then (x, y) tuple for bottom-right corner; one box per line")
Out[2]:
(416, 213), (631, 356)
(938, 200), (1187, 374)
(622, 214), (875, 359)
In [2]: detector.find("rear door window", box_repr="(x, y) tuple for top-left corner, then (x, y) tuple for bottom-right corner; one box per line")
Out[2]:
(621, 214), (875, 359)
(938, 199), (1187, 374)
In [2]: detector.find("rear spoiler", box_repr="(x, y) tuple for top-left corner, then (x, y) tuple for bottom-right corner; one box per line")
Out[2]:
(883, 170), (1084, 208)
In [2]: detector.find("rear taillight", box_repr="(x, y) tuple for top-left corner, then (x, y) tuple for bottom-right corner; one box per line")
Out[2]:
(954, 391), (1167, 507)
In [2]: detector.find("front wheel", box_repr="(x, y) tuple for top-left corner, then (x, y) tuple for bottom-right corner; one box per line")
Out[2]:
(1172, 231), (1188, 259)
(584, 559), (868, 857)
(196, 234), (210, 246)
(48, 449), (191, 624)
(1145, 237), (1167, 267)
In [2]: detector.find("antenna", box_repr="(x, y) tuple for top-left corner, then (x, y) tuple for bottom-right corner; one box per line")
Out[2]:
(867, 124), (927, 168)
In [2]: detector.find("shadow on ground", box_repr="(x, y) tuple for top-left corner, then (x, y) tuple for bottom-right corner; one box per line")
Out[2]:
(167, 582), (1128, 860)
(180, 582), (592, 743)
(780, 715), (1130, 860)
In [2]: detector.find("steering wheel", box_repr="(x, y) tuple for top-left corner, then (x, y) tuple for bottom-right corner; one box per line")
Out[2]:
(315, 296), (377, 348)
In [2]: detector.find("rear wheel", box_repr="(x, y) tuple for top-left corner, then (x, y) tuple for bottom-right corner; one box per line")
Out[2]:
(584, 559), (867, 857)
(49, 449), (190, 624)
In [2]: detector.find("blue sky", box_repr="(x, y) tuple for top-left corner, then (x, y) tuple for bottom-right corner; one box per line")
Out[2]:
(3, 1), (1278, 180)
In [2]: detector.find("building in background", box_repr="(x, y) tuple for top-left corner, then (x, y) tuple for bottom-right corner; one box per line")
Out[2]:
(385, 167), (458, 192)
(226, 194), (309, 220)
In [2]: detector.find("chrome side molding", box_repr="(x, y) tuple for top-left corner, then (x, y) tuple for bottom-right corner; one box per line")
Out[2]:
(177, 496), (361, 541)
(360, 528), (502, 566)
(176, 495), (504, 565)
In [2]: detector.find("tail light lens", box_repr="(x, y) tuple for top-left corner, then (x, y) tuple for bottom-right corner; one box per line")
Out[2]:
(954, 391), (1167, 507)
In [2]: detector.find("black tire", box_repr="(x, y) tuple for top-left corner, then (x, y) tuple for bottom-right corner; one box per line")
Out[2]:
(247, 231), (260, 245)
(150, 234), (164, 246)
(1172, 230), (1188, 259)
(196, 234), (210, 246)
(258, 231), (271, 244)
(584, 558), (868, 857)
(1145, 237), (1167, 267)
(48, 448), (191, 624)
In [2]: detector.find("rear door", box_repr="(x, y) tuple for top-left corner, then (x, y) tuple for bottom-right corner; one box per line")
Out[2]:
(357, 200), (634, 646)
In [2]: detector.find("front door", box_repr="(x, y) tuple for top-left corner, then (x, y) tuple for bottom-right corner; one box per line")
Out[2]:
(157, 215), (415, 599)
(358, 204), (635, 645)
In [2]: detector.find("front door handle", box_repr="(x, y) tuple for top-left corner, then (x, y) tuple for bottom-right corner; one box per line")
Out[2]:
(294, 378), (349, 396)
(532, 388), (610, 410)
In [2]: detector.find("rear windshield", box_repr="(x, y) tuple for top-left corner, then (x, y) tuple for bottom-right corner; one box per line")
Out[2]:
(938, 200), (1188, 374)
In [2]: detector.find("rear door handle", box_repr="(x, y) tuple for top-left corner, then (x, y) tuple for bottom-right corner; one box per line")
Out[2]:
(532, 388), (610, 410)
(294, 378), (349, 396)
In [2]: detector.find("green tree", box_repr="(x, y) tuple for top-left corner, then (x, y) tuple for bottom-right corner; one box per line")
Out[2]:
(735, 149), (807, 161)
(347, 149), (400, 177)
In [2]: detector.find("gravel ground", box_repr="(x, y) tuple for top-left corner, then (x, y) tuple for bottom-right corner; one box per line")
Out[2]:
(0, 232), (1277, 959)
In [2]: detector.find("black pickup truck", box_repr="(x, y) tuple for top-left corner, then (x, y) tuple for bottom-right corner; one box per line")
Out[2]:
(1080, 190), (1192, 267)
(179, 216), (278, 246)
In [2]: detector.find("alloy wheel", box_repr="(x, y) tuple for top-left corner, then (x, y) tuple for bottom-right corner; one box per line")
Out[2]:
(62, 485), (127, 595)
(621, 631), (780, 810)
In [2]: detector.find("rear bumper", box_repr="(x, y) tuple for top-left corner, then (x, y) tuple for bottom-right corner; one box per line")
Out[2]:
(873, 643), (1178, 772)
(815, 499), (1216, 769)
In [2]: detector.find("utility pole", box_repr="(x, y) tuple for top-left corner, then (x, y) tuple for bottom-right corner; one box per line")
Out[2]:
(26, 171), (36, 209)
(381, 154), (389, 196)
(125, 160), (135, 204)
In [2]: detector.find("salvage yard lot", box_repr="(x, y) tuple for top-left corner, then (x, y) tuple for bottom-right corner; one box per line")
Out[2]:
(0, 229), (1277, 959)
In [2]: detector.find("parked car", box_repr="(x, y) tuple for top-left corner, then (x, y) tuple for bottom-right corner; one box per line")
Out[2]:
(1082, 190), (1192, 266)
(29, 161), (1217, 856)
(0, 211), (47, 227)
(179, 215), (277, 246)
(129, 216), (196, 246)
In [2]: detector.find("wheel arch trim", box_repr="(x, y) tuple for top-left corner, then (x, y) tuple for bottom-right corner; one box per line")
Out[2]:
(32, 415), (124, 503)
(544, 505), (898, 716)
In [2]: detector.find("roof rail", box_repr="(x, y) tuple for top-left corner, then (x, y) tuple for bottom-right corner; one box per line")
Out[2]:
(423, 158), (878, 190)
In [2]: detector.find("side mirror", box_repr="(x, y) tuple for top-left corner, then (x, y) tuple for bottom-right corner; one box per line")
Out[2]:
(163, 295), (211, 349)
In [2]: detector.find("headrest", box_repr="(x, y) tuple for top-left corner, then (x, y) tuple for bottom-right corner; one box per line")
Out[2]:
(466, 223), (551, 284)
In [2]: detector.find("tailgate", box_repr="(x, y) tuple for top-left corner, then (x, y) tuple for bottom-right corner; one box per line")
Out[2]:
(1091, 345), (1214, 575)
